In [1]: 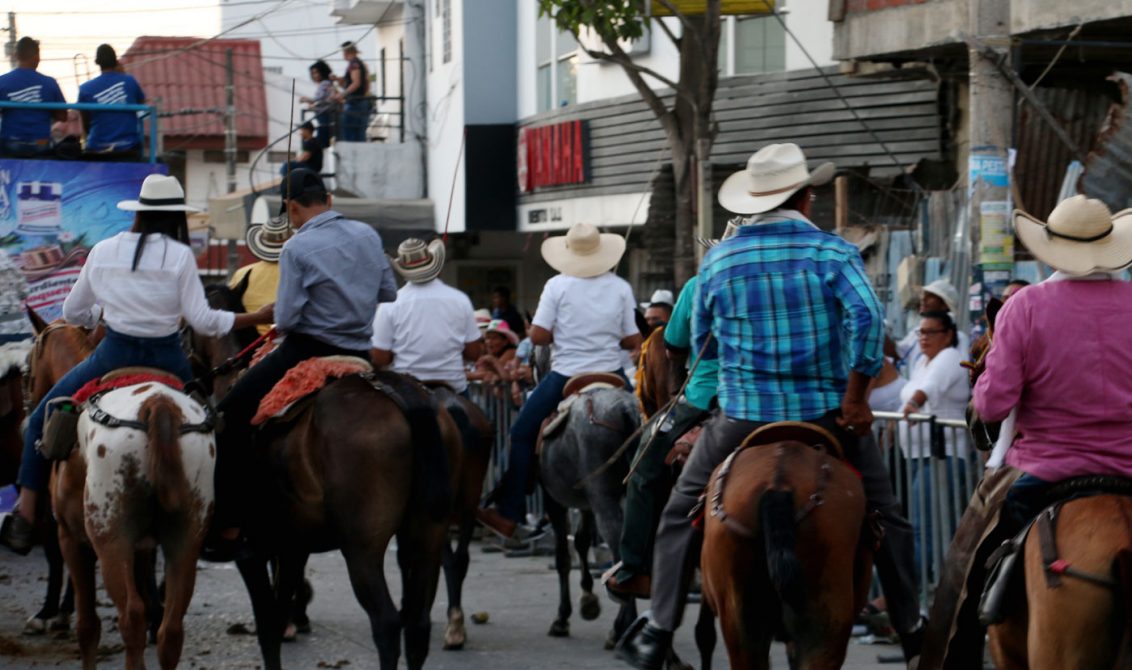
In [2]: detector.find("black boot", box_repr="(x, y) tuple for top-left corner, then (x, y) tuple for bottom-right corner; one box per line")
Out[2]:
(0, 513), (34, 556)
(615, 616), (672, 670)
(900, 618), (926, 662)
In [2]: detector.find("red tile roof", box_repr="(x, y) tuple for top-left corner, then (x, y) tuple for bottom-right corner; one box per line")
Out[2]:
(120, 36), (268, 151)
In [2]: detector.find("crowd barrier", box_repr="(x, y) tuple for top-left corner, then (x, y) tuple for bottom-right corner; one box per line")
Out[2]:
(466, 383), (982, 604)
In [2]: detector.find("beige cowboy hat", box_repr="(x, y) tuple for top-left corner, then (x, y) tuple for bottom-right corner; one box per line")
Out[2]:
(1015, 195), (1132, 276)
(718, 143), (835, 215)
(245, 216), (293, 263)
(541, 222), (626, 278)
(391, 238), (445, 284)
(117, 174), (200, 212)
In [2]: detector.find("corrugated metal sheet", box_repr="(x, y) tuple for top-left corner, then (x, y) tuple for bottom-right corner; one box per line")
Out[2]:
(120, 36), (268, 151)
(518, 65), (942, 204)
(1014, 84), (1114, 219)
(1082, 72), (1132, 211)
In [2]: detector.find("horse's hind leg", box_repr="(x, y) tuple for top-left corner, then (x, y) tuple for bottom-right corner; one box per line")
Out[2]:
(135, 547), (163, 643)
(441, 514), (475, 650)
(28, 513), (69, 634)
(342, 541), (401, 670)
(694, 603), (717, 670)
(155, 537), (204, 670)
(58, 531), (99, 670)
(397, 521), (446, 670)
(237, 557), (285, 670)
(576, 512), (601, 621)
(545, 496), (573, 637)
(97, 542), (147, 670)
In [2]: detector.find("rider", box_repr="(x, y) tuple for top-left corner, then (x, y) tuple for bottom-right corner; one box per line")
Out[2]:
(370, 238), (484, 392)
(616, 143), (924, 668)
(476, 222), (642, 538)
(0, 175), (273, 555)
(920, 195), (1132, 668)
(231, 215), (294, 336)
(207, 168), (397, 558)
(606, 272), (718, 599)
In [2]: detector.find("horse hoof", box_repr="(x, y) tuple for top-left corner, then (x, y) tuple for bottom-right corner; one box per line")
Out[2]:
(22, 616), (46, 636)
(282, 623), (298, 643)
(604, 630), (617, 650)
(49, 613), (71, 633)
(579, 593), (601, 621)
(547, 620), (570, 637)
(444, 611), (466, 650)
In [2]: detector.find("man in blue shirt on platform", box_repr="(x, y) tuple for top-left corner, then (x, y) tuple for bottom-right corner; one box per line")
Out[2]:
(0, 37), (65, 157)
(617, 144), (924, 669)
(78, 44), (146, 161)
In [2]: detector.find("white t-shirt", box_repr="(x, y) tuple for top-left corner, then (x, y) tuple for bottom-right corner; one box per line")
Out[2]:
(531, 272), (638, 377)
(370, 279), (481, 392)
(63, 232), (234, 338)
(898, 346), (970, 459)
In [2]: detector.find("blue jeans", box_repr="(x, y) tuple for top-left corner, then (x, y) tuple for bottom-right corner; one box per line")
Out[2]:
(0, 138), (51, 157)
(314, 112), (333, 148)
(279, 160), (315, 176)
(496, 369), (630, 522)
(17, 329), (193, 492)
(1003, 473), (1054, 527)
(909, 457), (969, 581)
(339, 99), (373, 142)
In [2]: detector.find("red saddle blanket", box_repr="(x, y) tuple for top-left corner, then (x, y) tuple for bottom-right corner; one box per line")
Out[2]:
(73, 372), (184, 404)
(252, 356), (372, 425)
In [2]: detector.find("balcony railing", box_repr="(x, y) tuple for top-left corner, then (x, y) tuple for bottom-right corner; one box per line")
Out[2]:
(0, 101), (160, 164)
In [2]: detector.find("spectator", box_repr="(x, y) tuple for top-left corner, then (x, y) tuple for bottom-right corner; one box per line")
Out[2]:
(300, 60), (335, 148)
(333, 41), (372, 142)
(469, 319), (519, 383)
(50, 110), (83, 159)
(1002, 278), (1030, 300)
(77, 44), (146, 161)
(279, 122), (323, 176)
(0, 37), (65, 157)
(640, 289), (674, 330)
(490, 286), (526, 339)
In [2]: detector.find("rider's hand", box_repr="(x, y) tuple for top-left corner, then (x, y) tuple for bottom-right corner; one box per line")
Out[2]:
(253, 303), (275, 325)
(837, 399), (873, 437)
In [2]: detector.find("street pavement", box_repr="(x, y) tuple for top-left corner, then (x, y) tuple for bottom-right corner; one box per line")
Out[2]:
(0, 538), (904, 668)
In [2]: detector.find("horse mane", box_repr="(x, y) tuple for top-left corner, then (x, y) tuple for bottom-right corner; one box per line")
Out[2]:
(137, 394), (189, 513)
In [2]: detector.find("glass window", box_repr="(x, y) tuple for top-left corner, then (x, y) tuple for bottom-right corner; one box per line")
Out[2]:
(734, 15), (786, 74)
(537, 64), (553, 113)
(719, 17), (730, 75)
(556, 55), (577, 108)
(536, 14), (552, 64)
(556, 29), (577, 58)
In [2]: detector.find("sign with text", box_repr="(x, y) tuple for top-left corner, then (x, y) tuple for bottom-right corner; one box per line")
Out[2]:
(518, 120), (590, 193)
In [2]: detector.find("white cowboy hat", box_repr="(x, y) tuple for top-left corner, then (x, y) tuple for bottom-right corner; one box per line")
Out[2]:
(117, 174), (200, 212)
(391, 238), (445, 284)
(1014, 195), (1132, 276)
(245, 216), (293, 263)
(718, 143), (835, 215)
(922, 279), (960, 315)
(640, 289), (674, 310)
(540, 223), (626, 278)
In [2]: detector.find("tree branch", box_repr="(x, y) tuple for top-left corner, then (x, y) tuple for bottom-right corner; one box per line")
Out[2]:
(572, 29), (683, 93)
(654, 15), (682, 53)
(654, 0), (702, 49)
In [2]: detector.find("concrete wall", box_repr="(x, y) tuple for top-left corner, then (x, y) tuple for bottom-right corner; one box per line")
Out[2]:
(832, 0), (962, 60)
(1011, 0), (1132, 34)
(426, 0), (467, 233)
(334, 141), (424, 199)
(182, 150), (257, 211)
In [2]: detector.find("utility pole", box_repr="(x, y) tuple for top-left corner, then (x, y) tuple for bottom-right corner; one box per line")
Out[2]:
(966, 0), (1012, 330)
(224, 48), (238, 277)
(5, 13), (17, 69)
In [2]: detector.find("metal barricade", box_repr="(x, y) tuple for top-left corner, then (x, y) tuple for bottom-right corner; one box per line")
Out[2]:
(465, 381), (543, 521)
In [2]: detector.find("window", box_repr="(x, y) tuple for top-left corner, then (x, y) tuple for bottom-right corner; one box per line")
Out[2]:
(718, 12), (787, 76)
(442, 0), (452, 64)
(535, 14), (578, 113)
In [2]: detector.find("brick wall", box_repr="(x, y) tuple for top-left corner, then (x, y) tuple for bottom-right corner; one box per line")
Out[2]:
(845, 0), (932, 12)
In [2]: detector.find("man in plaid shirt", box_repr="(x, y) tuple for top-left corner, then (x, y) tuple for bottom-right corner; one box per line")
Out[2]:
(618, 144), (923, 669)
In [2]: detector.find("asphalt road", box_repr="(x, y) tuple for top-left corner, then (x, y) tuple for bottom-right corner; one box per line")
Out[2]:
(0, 537), (904, 669)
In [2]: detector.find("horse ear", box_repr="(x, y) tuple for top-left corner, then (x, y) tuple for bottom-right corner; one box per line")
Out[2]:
(633, 308), (650, 337)
(233, 267), (251, 300)
(985, 297), (1004, 334)
(25, 306), (48, 335)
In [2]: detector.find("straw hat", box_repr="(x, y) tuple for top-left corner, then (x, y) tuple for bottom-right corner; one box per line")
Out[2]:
(540, 223), (626, 278)
(117, 174), (199, 212)
(474, 309), (492, 330)
(922, 279), (959, 315)
(718, 143), (835, 215)
(640, 289), (674, 310)
(484, 319), (519, 346)
(245, 216), (293, 263)
(391, 238), (445, 284)
(1014, 195), (1132, 276)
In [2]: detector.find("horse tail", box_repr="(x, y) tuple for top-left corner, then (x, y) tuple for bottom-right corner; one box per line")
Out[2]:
(760, 486), (803, 610)
(406, 403), (452, 522)
(139, 394), (188, 514)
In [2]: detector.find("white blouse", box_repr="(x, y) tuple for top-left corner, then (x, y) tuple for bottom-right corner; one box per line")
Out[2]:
(63, 232), (234, 338)
(898, 345), (970, 459)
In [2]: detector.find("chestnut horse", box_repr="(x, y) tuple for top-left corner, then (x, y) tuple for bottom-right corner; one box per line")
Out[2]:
(637, 327), (669, 420)
(54, 384), (216, 670)
(986, 496), (1132, 667)
(701, 423), (873, 670)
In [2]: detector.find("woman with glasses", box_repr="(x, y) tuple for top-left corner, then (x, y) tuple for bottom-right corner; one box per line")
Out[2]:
(898, 310), (971, 582)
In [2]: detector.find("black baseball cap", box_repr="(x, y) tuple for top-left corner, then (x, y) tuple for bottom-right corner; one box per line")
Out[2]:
(279, 168), (328, 215)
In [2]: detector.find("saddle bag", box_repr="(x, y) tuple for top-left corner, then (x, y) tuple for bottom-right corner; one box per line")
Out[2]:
(40, 396), (81, 461)
(978, 533), (1025, 626)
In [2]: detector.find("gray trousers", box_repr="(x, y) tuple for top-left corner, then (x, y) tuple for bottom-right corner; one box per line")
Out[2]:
(649, 410), (921, 636)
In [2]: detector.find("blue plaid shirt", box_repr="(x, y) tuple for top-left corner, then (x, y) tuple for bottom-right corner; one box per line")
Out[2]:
(693, 214), (884, 422)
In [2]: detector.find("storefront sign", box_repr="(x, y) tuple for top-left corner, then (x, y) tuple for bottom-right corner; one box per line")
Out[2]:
(518, 120), (590, 193)
(518, 192), (649, 232)
(652, 0), (775, 15)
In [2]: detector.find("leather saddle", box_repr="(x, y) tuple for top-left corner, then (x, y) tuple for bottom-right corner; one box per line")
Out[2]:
(740, 421), (845, 461)
(562, 372), (625, 398)
(100, 366), (183, 386)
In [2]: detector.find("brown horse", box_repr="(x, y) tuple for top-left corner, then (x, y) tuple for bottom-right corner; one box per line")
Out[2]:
(637, 327), (670, 419)
(0, 340), (32, 486)
(700, 423), (873, 670)
(987, 495), (1132, 668)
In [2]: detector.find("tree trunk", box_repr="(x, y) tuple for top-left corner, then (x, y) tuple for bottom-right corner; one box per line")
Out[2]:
(671, 145), (696, 286)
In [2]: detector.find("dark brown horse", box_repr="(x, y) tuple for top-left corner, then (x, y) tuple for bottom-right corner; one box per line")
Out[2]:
(233, 372), (460, 670)
(986, 494), (1132, 668)
(700, 423), (873, 669)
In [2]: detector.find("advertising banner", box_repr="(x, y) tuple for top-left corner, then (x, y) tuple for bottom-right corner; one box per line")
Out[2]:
(0, 159), (167, 322)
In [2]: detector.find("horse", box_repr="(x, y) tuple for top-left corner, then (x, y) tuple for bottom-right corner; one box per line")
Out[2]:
(53, 381), (216, 669)
(636, 326), (669, 420)
(700, 423), (874, 669)
(538, 383), (641, 647)
(985, 493), (1132, 668)
(0, 339), (32, 485)
(428, 383), (494, 650)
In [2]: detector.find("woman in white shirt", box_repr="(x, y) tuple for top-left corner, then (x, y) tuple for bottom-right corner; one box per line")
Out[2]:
(3, 175), (272, 556)
(898, 310), (971, 580)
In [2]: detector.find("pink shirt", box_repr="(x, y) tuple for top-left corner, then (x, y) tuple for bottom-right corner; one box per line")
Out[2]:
(974, 278), (1132, 481)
